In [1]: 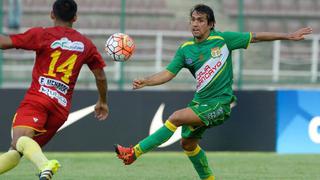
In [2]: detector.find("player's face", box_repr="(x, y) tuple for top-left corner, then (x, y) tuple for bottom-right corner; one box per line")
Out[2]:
(190, 11), (213, 42)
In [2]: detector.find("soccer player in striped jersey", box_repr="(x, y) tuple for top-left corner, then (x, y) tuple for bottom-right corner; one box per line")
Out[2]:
(115, 4), (312, 180)
(0, 0), (109, 179)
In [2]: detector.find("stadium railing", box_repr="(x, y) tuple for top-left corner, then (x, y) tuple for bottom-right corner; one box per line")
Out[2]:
(2, 28), (320, 90)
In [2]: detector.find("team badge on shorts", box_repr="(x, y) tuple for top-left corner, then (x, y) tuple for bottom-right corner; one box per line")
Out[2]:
(211, 47), (221, 58)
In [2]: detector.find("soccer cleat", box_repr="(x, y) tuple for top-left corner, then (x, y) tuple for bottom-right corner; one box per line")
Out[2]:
(114, 144), (136, 165)
(39, 159), (61, 180)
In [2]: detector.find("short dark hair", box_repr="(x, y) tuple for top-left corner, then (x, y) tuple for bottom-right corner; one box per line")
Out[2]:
(53, 0), (77, 22)
(190, 4), (215, 29)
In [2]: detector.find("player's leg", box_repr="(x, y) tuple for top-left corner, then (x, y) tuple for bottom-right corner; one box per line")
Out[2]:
(134, 107), (204, 155)
(0, 148), (22, 174)
(13, 127), (48, 171)
(180, 101), (231, 179)
(181, 138), (214, 180)
(12, 127), (60, 180)
(34, 114), (66, 180)
(0, 112), (36, 175)
(115, 107), (204, 164)
(0, 113), (25, 174)
(11, 103), (63, 179)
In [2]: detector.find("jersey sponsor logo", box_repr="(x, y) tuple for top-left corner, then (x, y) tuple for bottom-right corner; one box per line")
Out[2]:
(51, 37), (84, 52)
(195, 45), (229, 92)
(39, 86), (67, 107)
(39, 76), (69, 95)
(149, 103), (182, 148)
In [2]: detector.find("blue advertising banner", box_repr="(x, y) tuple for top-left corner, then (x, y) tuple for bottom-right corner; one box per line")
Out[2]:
(277, 90), (320, 153)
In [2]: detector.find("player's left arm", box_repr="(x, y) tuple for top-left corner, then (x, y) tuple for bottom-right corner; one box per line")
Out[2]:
(251, 27), (313, 43)
(0, 35), (14, 49)
(92, 68), (109, 121)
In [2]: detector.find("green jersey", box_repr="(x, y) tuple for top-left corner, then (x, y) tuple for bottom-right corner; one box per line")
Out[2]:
(166, 30), (252, 104)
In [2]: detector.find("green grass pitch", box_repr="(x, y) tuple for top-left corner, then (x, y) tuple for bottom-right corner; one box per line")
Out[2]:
(1, 152), (320, 180)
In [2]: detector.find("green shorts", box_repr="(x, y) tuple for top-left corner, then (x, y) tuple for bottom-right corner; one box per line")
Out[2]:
(182, 100), (231, 139)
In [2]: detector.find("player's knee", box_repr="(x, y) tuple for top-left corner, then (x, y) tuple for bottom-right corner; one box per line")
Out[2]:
(180, 139), (197, 151)
(11, 128), (35, 152)
(12, 136), (27, 152)
(168, 111), (184, 127)
(10, 136), (24, 151)
(11, 137), (23, 150)
(14, 136), (37, 154)
(8, 146), (23, 157)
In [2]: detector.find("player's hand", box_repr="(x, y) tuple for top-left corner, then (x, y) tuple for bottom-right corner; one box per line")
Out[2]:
(288, 27), (313, 41)
(94, 101), (109, 121)
(132, 78), (147, 90)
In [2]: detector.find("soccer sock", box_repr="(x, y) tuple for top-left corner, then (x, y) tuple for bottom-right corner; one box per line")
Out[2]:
(185, 145), (214, 180)
(0, 150), (21, 174)
(16, 136), (49, 171)
(134, 120), (177, 158)
(203, 175), (215, 180)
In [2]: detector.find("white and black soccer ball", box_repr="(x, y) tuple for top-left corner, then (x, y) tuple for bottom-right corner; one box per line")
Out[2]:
(105, 33), (135, 62)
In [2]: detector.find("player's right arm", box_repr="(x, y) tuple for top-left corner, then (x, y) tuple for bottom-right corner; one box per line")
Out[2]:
(86, 43), (109, 121)
(133, 43), (184, 90)
(132, 70), (175, 89)
(0, 35), (14, 49)
(92, 68), (109, 121)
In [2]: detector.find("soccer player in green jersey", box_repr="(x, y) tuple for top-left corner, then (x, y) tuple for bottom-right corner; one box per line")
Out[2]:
(115, 4), (312, 180)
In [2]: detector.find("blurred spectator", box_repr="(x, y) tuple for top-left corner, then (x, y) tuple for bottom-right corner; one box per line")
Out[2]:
(8, 0), (22, 29)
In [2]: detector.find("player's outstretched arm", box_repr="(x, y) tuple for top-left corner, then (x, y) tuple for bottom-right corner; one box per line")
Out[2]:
(92, 68), (109, 121)
(0, 35), (14, 49)
(132, 70), (175, 90)
(251, 27), (313, 43)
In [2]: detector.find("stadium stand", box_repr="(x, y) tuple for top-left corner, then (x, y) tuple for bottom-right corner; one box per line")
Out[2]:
(221, 0), (320, 88)
(1, 0), (195, 90)
(1, 0), (319, 89)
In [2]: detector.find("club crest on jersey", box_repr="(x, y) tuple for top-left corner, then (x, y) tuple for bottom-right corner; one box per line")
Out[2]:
(211, 47), (221, 58)
(185, 58), (193, 65)
(51, 37), (84, 52)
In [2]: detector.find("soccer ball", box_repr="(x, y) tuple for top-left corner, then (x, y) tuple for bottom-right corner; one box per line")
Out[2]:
(105, 33), (135, 62)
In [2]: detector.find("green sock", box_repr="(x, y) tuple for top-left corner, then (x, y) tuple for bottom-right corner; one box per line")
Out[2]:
(134, 120), (177, 158)
(0, 150), (21, 174)
(185, 145), (213, 180)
